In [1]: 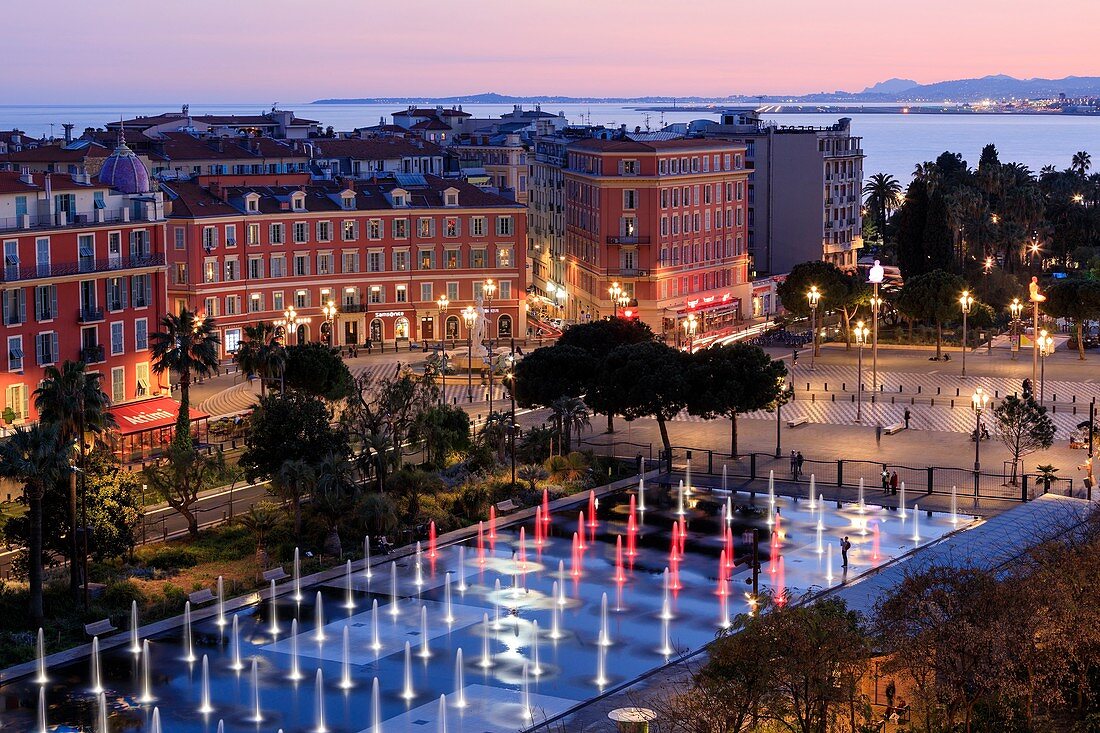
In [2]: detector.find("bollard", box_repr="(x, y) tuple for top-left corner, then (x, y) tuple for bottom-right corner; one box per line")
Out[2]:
(1052, 405), (1057, 414)
(750, 453), (757, 480)
(807, 382), (810, 391)
(899, 385), (904, 393)
(832, 394), (835, 402)
(837, 460), (844, 487)
(927, 467), (934, 495)
(917, 385), (922, 394)
(825, 382), (828, 391)
(1073, 406), (1077, 415)
(955, 388), (960, 397)
(937, 387), (941, 395)
(1053, 393), (1057, 403)
(950, 399), (954, 408)
(995, 390), (998, 398)
(851, 394), (855, 403)
(1073, 395), (1077, 403)
(931, 398), (935, 407)
(891, 396), (895, 404)
(812, 393), (816, 403)
(842, 382), (846, 391)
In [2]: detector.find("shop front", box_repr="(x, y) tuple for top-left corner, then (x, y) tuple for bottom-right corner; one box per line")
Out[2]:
(662, 294), (742, 344)
(108, 396), (210, 463)
(368, 310), (412, 343)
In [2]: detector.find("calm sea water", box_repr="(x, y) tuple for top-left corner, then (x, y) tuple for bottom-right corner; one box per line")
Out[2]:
(3, 102), (1098, 183)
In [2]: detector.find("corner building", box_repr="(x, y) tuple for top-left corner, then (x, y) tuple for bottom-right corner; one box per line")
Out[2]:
(161, 173), (526, 355)
(561, 138), (752, 341)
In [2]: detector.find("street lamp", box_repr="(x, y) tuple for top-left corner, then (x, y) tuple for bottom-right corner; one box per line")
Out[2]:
(1039, 329), (1054, 405)
(437, 295), (450, 404)
(484, 278), (497, 414)
(682, 312), (698, 352)
(959, 290), (973, 377)
(972, 387), (989, 497)
(609, 281), (623, 318)
(322, 299), (338, 347)
(555, 287), (567, 321)
(617, 289), (631, 315)
(462, 305), (477, 402)
(807, 286), (822, 370)
(774, 377), (790, 458)
(1009, 297), (1023, 361)
(854, 320), (870, 423)
(868, 262), (884, 395)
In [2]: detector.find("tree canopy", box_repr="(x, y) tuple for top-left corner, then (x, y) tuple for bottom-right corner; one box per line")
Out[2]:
(602, 341), (689, 458)
(895, 269), (968, 357)
(1043, 278), (1100, 359)
(281, 342), (354, 400)
(240, 391), (349, 484)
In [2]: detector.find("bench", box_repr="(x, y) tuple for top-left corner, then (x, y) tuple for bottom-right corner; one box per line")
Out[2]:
(262, 567), (289, 583)
(786, 416), (809, 428)
(884, 422), (905, 435)
(188, 588), (216, 606)
(84, 619), (116, 637)
(494, 499), (518, 514)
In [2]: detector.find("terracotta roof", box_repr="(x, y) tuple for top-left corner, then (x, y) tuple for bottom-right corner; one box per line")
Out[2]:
(310, 138), (443, 159)
(0, 170), (106, 194)
(410, 119), (451, 131)
(0, 144), (110, 164)
(569, 137), (744, 153)
(109, 113), (318, 130)
(142, 132), (307, 162)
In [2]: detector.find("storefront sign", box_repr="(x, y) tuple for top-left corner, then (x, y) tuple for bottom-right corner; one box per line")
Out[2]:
(374, 311), (407, 318)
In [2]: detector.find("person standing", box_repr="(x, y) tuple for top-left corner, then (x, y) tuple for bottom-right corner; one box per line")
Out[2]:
(796, 452), (805, 478)
(904, 408), (912, 429)
(881, 468), (890, 493)
(890, 471), (899, 495)
(790, 450), (798, 479)
(840, 536), (852, 568)
(875, 423), (883, 445)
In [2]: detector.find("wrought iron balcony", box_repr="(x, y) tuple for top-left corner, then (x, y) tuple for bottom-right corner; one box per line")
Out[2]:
(1, 253), (166, 283)
(80, 345), (105, 363)
(78, 307), (104, 323)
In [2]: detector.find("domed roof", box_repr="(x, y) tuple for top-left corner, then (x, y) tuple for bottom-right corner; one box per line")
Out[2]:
(98, 128), (149, 194)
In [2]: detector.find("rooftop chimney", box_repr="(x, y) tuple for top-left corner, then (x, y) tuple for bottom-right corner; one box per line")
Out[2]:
(62, 123), (74, 144)
(19, 165), (33, 185)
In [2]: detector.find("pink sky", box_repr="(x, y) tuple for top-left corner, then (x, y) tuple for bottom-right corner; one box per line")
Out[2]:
(4, 0), (1098, 102)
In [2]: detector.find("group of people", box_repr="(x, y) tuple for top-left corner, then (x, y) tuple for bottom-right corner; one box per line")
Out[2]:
(884, 680), (910, 724)
(880, 469), (900, 495)
(789, 450), (806, 479)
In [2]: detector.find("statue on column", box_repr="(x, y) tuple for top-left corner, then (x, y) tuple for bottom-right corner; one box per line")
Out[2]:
(470, 295), (488, 358)
(1029, 276), (1046, 303)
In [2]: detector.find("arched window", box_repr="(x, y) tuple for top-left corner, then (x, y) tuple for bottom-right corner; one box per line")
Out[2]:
(445, 315), (459, 340)
(395, 317), (410, 340)
(370, 319), (383, 342)
(497, 314), (513, 338)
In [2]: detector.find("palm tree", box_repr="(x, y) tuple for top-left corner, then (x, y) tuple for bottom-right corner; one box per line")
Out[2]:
(238, 503), (281, 569)
(33, 361), (116, 596)
(544, 452), (590, 484)
(549, 396), (591, 453)
(912, 162), (940, 192)
(150, 308), (220, 448)
(862, 173), (903, 241)
(234, 322), (285, 397)
(517, 463), (548, 492)
(314, 452), (356, 555)
(1072, 151), (1092, 176)
(273, 458), (315, 540)
(0, 425), (74, 628)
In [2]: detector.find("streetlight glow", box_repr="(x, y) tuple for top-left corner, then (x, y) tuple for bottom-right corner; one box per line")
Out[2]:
(959, 290), (973, 377)
(854, 320), (869, 423)
(807, 286), (822, 369)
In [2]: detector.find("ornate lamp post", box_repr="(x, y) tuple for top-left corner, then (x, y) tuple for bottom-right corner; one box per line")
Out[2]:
(1039, 329), (1053, 405)
(462, 305), (477, 402)
(972, 387), (989, 499)
(617, 290), (630, 316)
(1029, 276), (1045, 387)
(484, 278), (497, 413)
(774, 376), (790, 458)
(868, 261), (884, 394)
(959, 290), (973, 377)
(1009, 297), (1023, 361)
(275, 306), (302, 392)
(322, 299), (338, 347)
(854, 320), (870, 423)
(437, 295), (450, 404)
(609, 281), (623, 319)
(682, 312), (698, 353)
(807, 285), (822, 370)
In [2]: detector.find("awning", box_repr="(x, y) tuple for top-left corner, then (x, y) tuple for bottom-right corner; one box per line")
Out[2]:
(109, 397), (209, 436)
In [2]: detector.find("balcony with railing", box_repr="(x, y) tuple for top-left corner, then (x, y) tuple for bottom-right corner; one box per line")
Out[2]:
(2, 253), (166, 283)
(78, 306), (104, 323)
(80, 345), (105, 364)
(606, 235), (651, 245)
(609, 267), (651, 278)
(0, 207), (160, 234)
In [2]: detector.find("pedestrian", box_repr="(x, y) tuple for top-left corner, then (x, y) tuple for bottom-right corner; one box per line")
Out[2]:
(890, 471), (899, 495)
(875, 423), (883, 445)
(885, 680), (896, 711)
(881, 468), (890, 493)
(904, 407), (911, 429)
(1022, 378), (1033, 399)
(792, 348), (799, 366)
(790, 449), (798, 478)
(796, 452), (805, 478)
(840, 535), (851, 568)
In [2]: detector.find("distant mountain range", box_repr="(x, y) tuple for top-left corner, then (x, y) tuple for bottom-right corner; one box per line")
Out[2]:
(314, 76), (1100, 106)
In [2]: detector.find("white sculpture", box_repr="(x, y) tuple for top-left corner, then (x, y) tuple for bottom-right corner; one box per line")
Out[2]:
(470, 295), (488, 358)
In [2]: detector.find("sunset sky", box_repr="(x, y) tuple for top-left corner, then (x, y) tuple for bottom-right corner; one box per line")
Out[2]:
(4, 0), (1098, 103)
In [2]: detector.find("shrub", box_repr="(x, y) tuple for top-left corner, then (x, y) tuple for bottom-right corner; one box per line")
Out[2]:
(102, 579), (146, 610)
(138, 545), (199, 570)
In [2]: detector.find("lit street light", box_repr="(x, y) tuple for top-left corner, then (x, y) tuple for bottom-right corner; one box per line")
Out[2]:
(682, 312), (698, 353)
(322, 299), (338, 347)
(807, 285), (822, 370)
(609, 281), (623, 318)
(462, 305), (477, 402)
(1039, 329), (1054, 405)
(774, 377), (790, 458)
(485, 278), (497, 414)
(1009, 297), (1023, 361)
(868, 261), (884, 395)
(972, 387), (989, 501)
(437, 295), (450, 404)
(959, 290), (973, 377)
(854, 320), (870, 423)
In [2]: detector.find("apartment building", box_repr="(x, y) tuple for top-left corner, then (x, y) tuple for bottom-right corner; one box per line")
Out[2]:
(108, 106), (319, 139)
(557, 137), (752, 341)
(309, 138), (445, 178)
(697, 110), (864, 274)
(452, 132), (530, 203)
(161, 172), (526, 355)
(0, 160), (169, 424)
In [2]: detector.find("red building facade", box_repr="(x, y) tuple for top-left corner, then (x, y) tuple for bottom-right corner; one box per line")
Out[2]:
(161, 173), (527, 356)
(0, 171), (169, 424)
(561, 138), (752, 343)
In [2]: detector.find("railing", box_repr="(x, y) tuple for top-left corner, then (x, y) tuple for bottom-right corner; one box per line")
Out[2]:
(1, 253), (166, 283)
(341, 303), (369, 313)
(80, 345), (105, 364)
(606, 235), (651, 245)
(78, 307), (104, 323)
(0, 208), (138, 234)
(609, 268), (651, 277)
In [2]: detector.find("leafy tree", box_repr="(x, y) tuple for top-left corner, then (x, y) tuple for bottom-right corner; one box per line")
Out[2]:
(0, 424), (73, 627)
(33, 360), (116, 595)
(511, 345), (594, 409)
(1044, 278), (1100, 359)
(233, 322), (285, 397)
(602, 341), (689, 458)
(777, 260), (867, 349)
(271, 458), (315, 540)
(342, 374), (394, 491)
(374, 370), (440, 469)
(686, 343), (788, 457)
(477, 410), (511, 463)
(238, 502), (281, 568)
(411, 404), (471, 467)
(895, 179), (932, 278)
(895, 269), (967, 357)
(312, 451), (356, 556)
(1073, 150), (1092, 176)
(149, 308), (220, 449)
(923, 190), (958, 269)
(993, 395), (1055, 485)
(862, 172), (903, 242)
(240, 391), (349, 484)
(549, 396), (590, 453)
(142, 444), (227, 537)
(557, 318), (654, 432)
(282, 343), (354, 400)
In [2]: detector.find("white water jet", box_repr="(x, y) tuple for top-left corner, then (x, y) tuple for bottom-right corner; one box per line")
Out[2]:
(826, 544), (834, 583)
(229, 614), (243, 671)
(216, 575), (226, 627)
(521, 661), (533, 720)
(419, 606), (431, 659)
(951, 485), (959, 526)
(96, 692), (109, 733)
(676, 480), (685, 515)
(249, 657), (263, 722)
(149, 707), (161, 733)
(369, 598), (382, 647)
(340, 626), (353, 689)
(725, 496), (733, 525)
(809, 475), (817, 508)
(719, 588), (730, 629)
(454, 649), (466, 707)
(444, 572), (455, 625)
(637, 475), (646, 511)
(817, 494), (825, 529)
(456, 546), (467, 593)
(857, 478), (866, 514)
(684, 459), (692, 495)
(912, 504), (921, 542)
(363, 535), (373, 580)
(314, 669), (327, 732)
(596, 644), (608, 688)
(35, 627), (47, 684)
(198, 654), (213, 714)
(90, 636), (103, 693)
(314, 591), (326, 642)
(183, 601), (195, 663)
(598, 592), (612, 646)
(659, 567), (672, 620)
(130, 600), (141, 653)
(479, 614), (493, 667)
(402, 641), (416, 699)
(722, 464), (728, 491)
(660, 613), (673, 656)
(289, 619), (303, 681)
(414, 541), (425, 587)
(768, 470), (776, 511)
(293, 547), (302, 601)
(36, 687), (47, 733)
(371, 678), (383, 732)
(816, 523), (824, 554)
(438, 694), (449, 733)
(389, 562), (400, 617)
(492, 579), (502, 629)
(139, 640), (154, 703)
(269, 579), (279, 636)
(531, 620), (543, 675)
(899, 482), (907, 519)
(344, 560), (355, 610)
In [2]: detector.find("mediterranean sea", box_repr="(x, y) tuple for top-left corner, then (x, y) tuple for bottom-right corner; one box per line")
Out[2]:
(2, 102), (1098, 184)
